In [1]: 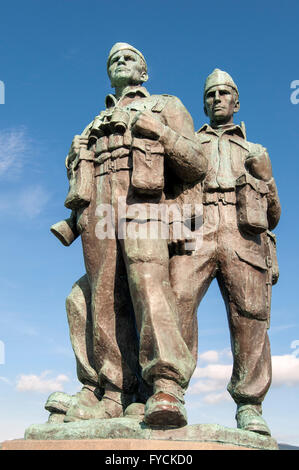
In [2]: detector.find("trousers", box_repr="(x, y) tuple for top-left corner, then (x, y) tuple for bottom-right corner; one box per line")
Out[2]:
(169, 199), (272, 404)
(77, 169), (195, 395)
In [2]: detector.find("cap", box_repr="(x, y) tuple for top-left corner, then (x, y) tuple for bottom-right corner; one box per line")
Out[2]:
(107, 42), (147, 71)
(204, 69), (239, 97)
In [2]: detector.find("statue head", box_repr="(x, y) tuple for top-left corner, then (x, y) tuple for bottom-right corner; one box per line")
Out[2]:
(107, 42), (148, 89)
(203, 69), (240, 126)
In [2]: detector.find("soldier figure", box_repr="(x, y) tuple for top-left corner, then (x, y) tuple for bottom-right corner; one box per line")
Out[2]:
(170, 69), (280, 435)
(46, 43), (207, 426)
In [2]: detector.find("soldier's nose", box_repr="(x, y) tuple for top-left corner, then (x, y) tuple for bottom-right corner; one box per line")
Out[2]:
(214, 91), (221, 102)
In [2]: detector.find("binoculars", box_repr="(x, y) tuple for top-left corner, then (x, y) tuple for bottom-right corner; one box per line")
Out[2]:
(93, 108), (130, 135)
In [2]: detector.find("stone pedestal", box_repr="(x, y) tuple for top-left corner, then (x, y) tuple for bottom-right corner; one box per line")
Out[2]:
(2, 438), (259, 450)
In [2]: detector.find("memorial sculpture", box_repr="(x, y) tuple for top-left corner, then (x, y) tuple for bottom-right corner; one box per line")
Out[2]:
(46, 42), (207, 427)
(26, 44), (280, 448)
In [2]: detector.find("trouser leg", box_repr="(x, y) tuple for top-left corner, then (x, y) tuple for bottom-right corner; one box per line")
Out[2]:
(217, 252), (272, 405)
(66, 274), (98, 388)
(169, 251), (216, 366)
(80, 177), (140, 395)
(226, 308), (271, 405)
(121, 222), (195, 393)
(89, 237), (139, 393)
(45, 277), (100, 420)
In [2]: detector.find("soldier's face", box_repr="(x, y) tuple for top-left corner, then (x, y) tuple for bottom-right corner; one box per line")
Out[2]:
(108, 50), (147, 88)
(204, 85), (239, 125)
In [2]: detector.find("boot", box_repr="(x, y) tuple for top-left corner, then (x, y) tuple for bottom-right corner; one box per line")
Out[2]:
(236, 404), (271, 436)
(64, 386), (131, 422)
(45, 385), (102, 415)
(144, 378), (187, 427)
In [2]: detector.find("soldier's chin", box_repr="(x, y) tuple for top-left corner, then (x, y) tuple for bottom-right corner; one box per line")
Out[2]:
(110, 73), (131, 87)
(212, 112), (230, 123)
(213, 109), (225, 117)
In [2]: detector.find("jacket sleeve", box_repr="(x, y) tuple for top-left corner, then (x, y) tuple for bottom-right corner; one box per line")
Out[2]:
(266, 177), (281, 230)
(246, 142), (281, 230)
(158, 96), (208, 183)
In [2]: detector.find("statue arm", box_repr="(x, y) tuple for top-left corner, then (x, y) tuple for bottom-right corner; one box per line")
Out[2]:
(245, 145), (272, 182)
(266, 177), (281, 230)
(51, 121), (96, 245)
(245, 143), (281, 230)
(64, 122), (96, 211)
(159, 97), (208, 182)
(131, 97), (207, 183)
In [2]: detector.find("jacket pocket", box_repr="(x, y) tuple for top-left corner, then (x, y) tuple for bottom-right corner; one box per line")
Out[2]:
(131, 138), (164, 196)
(236, 173), (269, 235)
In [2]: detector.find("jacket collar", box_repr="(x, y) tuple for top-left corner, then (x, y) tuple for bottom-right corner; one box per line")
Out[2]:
(197, 122), (246, 139)
(105, 86), (150, 109)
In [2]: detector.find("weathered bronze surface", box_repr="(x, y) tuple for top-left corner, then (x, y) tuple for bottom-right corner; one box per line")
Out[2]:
(170, 69), (280, 437)
(27, 47), (280, 447)
(24, 419), (278, 450)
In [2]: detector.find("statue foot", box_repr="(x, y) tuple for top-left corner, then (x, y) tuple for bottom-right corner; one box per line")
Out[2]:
(45, 391), (75, 414)
(236, 404), (271, 436)
(64, 396), (123, 422)
(47, 412), (66, 424)
(144, 392), (187, 427)
(45, 385), (102, 415)
(124, 402), (145, 419)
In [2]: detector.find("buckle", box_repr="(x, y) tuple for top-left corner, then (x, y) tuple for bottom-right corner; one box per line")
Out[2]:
(145, 143), (152, 162)
(109, 159), (116, 172)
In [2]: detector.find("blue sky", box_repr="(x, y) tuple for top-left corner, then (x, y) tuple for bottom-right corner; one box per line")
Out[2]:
(0, 0), (298, 446)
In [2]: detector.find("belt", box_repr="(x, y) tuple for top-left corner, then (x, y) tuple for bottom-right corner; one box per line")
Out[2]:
(95, 155), (132, 176)
(203, 189), (236, 205)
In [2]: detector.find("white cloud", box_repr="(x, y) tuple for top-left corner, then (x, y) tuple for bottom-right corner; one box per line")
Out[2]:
(188, 363), (232, 402)
(202, 391), (231, 404)
(0, 128), (28, 177)
(0, 376), (12, 385)
(0, 184), (51, 219)
(0, 128), (51, 218)
(16, 371), (69, 393)
(192, 363), (232, 382)
(272, 355), (299, 387)
(17, 184), (50, 218)
(187, 350), (299, 405)
(198, 349), (232, 364)
(199, 350), (219, 363)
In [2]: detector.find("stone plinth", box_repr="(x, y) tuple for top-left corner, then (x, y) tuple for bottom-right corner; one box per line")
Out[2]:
(2, 438), (256, 450)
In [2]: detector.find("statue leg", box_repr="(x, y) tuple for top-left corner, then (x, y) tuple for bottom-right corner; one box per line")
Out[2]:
(63, 237), (141, 421)
(63, 175), (141, 421)
(217, 251), (272, 435)
(120, 220), (195, 426)
(169, 250), (216, 365)
(66, 274), (98, 387)
(45, 275), (102, 422)
(90, 238), (139, 394)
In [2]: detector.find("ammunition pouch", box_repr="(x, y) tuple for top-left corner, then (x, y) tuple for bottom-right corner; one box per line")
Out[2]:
(236, 173), (269, 235)
(64, 148), (95, 210)
(131, 138), (164, 196)
(266, 230), (279, 285)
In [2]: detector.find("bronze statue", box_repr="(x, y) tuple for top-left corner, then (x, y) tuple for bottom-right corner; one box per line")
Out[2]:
(46, 43), (207, 427)
(169, 69), (280, 435)
(44, 49), (280, 439)
(25, 47), (282, 450)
